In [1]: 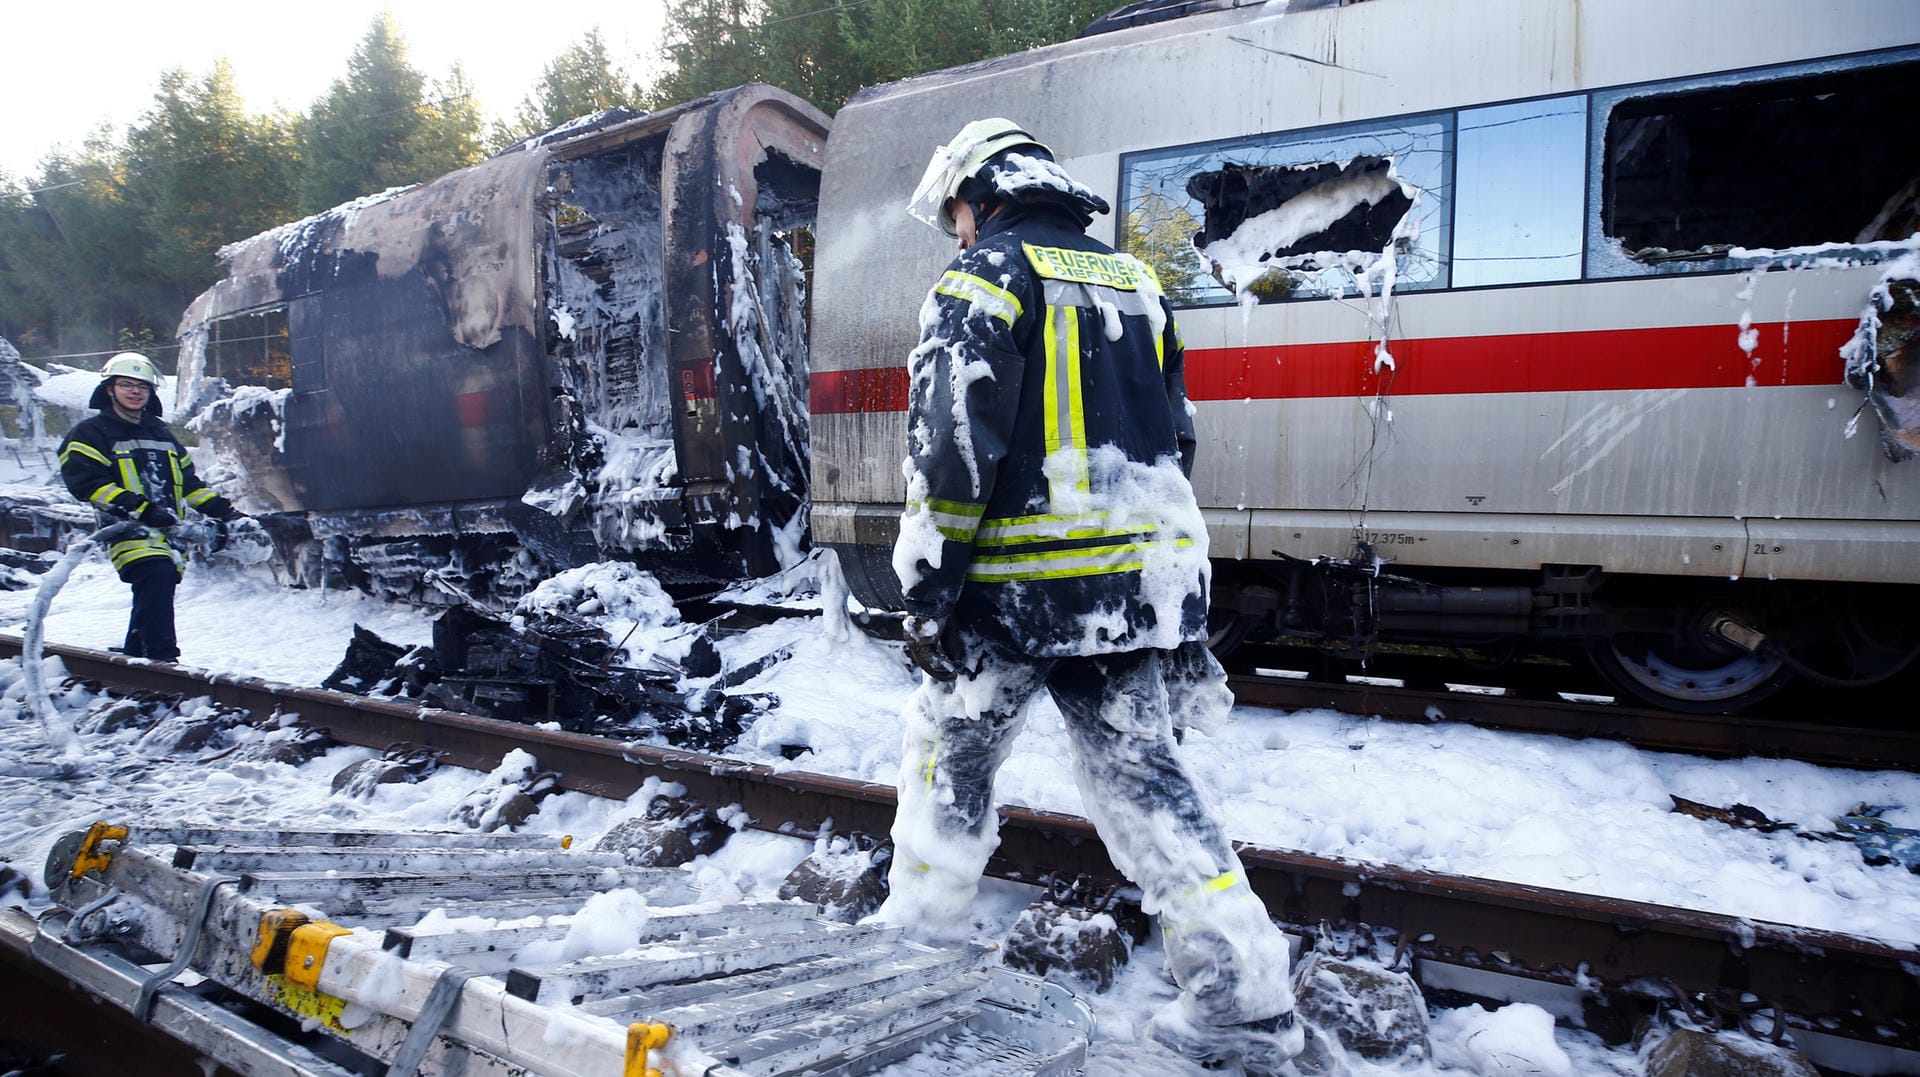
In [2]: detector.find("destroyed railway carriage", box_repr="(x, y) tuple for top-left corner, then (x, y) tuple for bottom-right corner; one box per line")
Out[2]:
(179, 85), (826, 604)
(808, 0), (1920, 712)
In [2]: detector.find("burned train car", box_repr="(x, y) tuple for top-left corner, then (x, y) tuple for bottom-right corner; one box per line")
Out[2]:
(808, 0), (1920, 711)
(180, 85), (827, 603)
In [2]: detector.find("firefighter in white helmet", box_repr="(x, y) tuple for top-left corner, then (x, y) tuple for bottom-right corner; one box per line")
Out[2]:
(880, 119), (1304, 1073)
(56, 353), (242, 662)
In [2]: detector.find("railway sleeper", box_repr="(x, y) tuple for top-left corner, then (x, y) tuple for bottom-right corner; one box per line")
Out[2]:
(28, 824), (1092, 1077)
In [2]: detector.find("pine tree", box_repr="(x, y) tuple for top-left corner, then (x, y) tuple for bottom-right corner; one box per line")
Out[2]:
(496, 29), (649, 148)
(653, 0), (766, 104)
(123, 63), (301, 316)
(298, 12), (483, 214)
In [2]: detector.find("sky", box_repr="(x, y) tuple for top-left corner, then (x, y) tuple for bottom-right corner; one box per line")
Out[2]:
(0, 0), (670, 179)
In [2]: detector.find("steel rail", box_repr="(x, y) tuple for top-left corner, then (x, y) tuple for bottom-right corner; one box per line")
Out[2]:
(4, 633), (1915, 1052)
(1226, 672), (1920, 772)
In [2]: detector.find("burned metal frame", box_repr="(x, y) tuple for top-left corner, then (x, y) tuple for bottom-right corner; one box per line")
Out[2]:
(176, 85), (830, 591)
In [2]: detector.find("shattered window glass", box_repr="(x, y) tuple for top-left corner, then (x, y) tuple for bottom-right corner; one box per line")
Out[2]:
(1594, 53), (1920, 274)
(208, 306), (291, 389)
(1453, 98), (1586, 287)
(1118, 115), (1451, 306)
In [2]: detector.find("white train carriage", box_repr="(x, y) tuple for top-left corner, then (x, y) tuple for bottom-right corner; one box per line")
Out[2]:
(808, 0), (1920, 710)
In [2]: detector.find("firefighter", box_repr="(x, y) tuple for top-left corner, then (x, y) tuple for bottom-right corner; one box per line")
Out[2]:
(875, 119), (1303, 1072)
(57, 353), (241, 662)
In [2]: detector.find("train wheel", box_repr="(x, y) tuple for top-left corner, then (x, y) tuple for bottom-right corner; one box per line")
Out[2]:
(1206, 607), (1251, 661)
(1589, 628), (1790, 713)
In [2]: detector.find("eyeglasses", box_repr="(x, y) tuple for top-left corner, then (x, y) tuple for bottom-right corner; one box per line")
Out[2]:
(111, 380), (152, 393)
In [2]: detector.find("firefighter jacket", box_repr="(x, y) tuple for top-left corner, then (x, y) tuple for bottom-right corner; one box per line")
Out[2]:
(58, 392), (233, 572)
(894, 198), (1211, 657)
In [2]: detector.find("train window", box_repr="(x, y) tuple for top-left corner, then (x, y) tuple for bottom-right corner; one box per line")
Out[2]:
(1453, 98), (1586, 287)
(1592, 54), (1920, 276)
(207, 307), (291, 389)
(1119, 115), (1452, 306)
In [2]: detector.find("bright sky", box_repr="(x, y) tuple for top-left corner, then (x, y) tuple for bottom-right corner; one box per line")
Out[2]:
(0, 1), (670, 179)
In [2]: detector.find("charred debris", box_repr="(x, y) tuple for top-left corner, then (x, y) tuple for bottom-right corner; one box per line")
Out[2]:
(320, 605), (785, 750)
(322, 593), (810, 753)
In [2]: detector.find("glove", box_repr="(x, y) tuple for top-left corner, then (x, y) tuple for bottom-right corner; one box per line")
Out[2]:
(137, 504), (177, 530)
(210, 517), (230, 552)
(903, 615), (961, 682)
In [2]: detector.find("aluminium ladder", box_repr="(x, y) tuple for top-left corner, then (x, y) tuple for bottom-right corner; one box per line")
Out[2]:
(29, 824), (1090, 1076)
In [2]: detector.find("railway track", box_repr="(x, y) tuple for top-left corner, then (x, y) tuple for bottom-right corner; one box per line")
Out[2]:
(1225, 668), (1920, 772)
(3, 632), (1917, 1058)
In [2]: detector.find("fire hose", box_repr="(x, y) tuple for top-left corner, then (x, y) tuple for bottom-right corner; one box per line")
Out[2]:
(21, 517), (268, 760)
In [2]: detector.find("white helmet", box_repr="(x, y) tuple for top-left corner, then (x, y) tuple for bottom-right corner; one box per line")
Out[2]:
(907, 118), (1051, 236)
(101, 352), (161, 387)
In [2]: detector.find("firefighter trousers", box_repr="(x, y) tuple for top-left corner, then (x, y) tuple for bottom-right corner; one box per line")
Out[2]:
(881, 627), (1295, 1028)
(120, 556), (181, 663)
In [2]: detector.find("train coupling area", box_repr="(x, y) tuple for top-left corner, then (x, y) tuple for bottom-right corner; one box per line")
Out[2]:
(20, 824), (1092, 1077)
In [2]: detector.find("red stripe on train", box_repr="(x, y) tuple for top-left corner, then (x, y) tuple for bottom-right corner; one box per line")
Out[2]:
(808, 320), (1858, 414)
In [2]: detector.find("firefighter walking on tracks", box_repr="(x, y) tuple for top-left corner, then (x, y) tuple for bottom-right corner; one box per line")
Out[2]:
(57, 353), (242, 663)
(875, 119), (1303, 1073)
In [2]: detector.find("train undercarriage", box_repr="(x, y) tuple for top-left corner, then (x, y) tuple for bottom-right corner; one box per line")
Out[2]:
(1206, 552), (1920, 714)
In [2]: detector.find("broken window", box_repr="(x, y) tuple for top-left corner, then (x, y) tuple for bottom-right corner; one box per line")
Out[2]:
(1119, 115), (1450, 305)
(207, 306), (291, 388)
(1596, 54), (1920, 272)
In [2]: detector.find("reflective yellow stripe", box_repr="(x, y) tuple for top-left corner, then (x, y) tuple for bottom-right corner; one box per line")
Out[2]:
(116, 456), (143, 497)
(107, 535), (179, 571)
(976, 519), (1159, 548)
(185, 487), (216, 507)
(906, 498), (985, 542)
(88, 485), (130, 509)
(1041, 304), (1090, 500)
(168, 455), (186, 511)
(59, 441), (111, 467)
(935, 271), (1022, 326)
(1204, 871), (1243, 893)
(917, 497), (984, 521)
(966, 537), (1194, 582)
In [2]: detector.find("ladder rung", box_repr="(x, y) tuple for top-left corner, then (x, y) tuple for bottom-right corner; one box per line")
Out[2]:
(506, 923), (892, 1005)
(657, 944), (989, 1042)
(721, 976), (991, 1076)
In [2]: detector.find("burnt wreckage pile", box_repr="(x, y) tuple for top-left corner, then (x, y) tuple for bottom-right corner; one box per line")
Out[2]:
(323, 600), (796, 751)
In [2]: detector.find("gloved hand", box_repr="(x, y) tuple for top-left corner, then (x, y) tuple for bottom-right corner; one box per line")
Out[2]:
(210, 517), (231, 552)
(137, 504), (177, 530)
(903, 614), (961, 682)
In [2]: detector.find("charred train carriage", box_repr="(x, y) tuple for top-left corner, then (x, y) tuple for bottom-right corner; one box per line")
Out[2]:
(177, 0), (1920, 712)
(807, 0), (1920, 712)
(178, 86), (827, 602)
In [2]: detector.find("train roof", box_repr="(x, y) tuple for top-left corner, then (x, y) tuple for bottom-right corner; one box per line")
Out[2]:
(178, 85), (830, 353)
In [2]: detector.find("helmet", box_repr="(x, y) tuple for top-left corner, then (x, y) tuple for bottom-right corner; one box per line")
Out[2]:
(101, 352), (160, 387)
(908, 118), (1051, 236)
